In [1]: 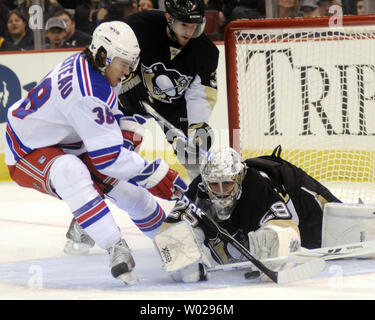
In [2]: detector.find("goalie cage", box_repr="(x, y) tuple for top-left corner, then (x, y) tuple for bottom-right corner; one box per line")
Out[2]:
(225, 15), (375, 204)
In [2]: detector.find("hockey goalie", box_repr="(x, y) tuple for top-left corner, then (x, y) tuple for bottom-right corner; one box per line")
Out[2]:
(154, 146), (375, 282)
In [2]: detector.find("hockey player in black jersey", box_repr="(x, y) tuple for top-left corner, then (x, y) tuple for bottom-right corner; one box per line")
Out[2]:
(154, 146), (342, 282)
(117, 0), (219, 179)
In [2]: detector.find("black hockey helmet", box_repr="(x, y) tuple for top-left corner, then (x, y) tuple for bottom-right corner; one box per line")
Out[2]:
(165, 0), (205, 24)
(165, 0), (206, 39)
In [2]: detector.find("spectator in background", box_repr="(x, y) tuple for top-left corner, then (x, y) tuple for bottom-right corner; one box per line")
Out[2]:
(317, 0), (342, 16)
(44, 16), (68, 49)
(56, 0), (76, 8)
(341, 0), (358, 15)
(138, 0), (154, 11)
(204, 0), (226, 41)
(2, 0), (16, 9)
(55, 9), (92, 47)
(97, 0), (138, 24)
(74, 0), (99, 34)
(278, 0), (300, 18)
(0, 34), (18, 51)
(0, 0), (10, 37)
(5, 9), (34, 50)
(222, 0), (264, 23)
(299, 0), (320, 17)
(230, 0), (263, 21)
(356, 0), (365, 15)
(106, 0), (138, 20)
(18, 0), (64, 22)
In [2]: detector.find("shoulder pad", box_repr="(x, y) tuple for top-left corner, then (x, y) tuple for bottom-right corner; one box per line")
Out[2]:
(76, 55), (117, 109)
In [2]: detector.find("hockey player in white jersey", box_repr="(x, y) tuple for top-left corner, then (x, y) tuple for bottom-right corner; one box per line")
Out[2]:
(5, 21), (187, 285)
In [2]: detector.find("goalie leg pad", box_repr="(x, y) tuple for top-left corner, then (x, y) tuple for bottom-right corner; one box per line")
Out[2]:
(153, 221), (211, 282)
(322, 203), (375, 246)
(154, 221), (202, 273)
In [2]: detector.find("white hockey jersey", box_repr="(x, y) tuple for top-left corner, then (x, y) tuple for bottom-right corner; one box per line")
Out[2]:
(5, 53), (146, 181)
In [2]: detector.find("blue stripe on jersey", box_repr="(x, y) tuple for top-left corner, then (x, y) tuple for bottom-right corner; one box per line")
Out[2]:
(108, 94), (117, 110)
(89, 68), (112, 102)
(6, 121), (33, 161)
(76, 55), (113, 104)
(88, 144), (122, 170)
(115, 114), (123, 125)
(75, 55), (86, 97)
(88, 145), (122, 158)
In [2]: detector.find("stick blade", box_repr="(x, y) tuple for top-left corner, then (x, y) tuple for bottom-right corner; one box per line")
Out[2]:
(277, 259), (326, 285)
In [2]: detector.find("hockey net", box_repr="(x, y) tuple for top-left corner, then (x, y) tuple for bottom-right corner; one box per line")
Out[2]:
(225, 15), (375, 204)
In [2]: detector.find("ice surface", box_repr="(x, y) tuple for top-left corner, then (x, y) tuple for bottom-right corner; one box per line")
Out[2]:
(1, 181), (375, 300)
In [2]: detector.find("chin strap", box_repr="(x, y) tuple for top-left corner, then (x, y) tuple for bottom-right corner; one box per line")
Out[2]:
(167, 24), (180, 44)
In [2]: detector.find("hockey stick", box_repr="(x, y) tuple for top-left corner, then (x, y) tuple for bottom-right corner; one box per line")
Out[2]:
(208, 240), (375, 273)
(140, 100), (187, 141)
(139, 100), (207, 157)
(117, 98), (182, 135)
(175, 191), (326, 284)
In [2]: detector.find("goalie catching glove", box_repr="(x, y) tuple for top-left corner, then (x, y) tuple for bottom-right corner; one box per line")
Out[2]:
(120, 114), (146, 153)
(154, 221), (213, 282)
(128, 158), (187, 200)
(173, 122), (214, 166)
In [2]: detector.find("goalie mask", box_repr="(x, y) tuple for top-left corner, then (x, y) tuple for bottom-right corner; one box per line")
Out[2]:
(90, 21), (140, 72)
(200, 147), (246, 221)
(165, 0), (206, 39)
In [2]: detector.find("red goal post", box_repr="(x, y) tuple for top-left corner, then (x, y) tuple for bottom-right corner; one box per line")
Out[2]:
(224, 15), (375, 203)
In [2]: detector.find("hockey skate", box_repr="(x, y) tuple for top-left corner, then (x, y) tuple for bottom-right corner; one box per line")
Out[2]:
(64, 218), (95, 255)
(108, 239), (138, 285)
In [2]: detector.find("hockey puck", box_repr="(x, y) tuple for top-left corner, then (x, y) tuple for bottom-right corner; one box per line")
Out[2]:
(244, 270), (261, 279)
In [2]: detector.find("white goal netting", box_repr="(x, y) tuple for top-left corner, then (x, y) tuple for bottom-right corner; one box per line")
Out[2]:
(225, 17), (375, 203)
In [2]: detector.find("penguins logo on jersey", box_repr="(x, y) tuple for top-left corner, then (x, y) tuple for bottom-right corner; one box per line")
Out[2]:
(141, 62), (193, 103)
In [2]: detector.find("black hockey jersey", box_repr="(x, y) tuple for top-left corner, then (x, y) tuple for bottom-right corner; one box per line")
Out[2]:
(164, 149), (342, 263)
(119, 10), (219, 136)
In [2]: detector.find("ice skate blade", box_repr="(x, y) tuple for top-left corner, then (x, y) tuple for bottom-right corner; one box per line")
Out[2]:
(118, 270), (139, 285)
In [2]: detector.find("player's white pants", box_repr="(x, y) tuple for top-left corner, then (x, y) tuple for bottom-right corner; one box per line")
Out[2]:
(107, 180), (165, 238)
(49, 154), (120, 250)
(49, 154), (165, 250)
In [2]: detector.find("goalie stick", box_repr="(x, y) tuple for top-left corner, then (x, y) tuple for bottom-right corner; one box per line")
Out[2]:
(208, 240), (375, 274)
(174, 191), (326, 285)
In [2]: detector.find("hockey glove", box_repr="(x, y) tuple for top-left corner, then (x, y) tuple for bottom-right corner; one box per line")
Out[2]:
(128, 158), (188, 200)
(188, 122), (214, 152)
(173, 122), (214, 166)
(120, 114), (146, 153)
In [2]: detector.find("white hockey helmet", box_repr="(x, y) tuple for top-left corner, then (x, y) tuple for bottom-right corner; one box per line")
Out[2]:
(200, 146), (246, 221)
(90, 21), (140, 72)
